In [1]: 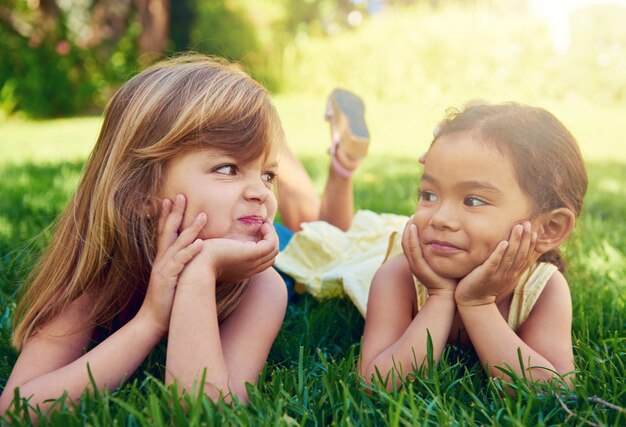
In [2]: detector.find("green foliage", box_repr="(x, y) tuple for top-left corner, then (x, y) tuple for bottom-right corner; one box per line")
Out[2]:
(187, 0), (288, 91)
(281, 2), (626, 106)
(0, 3), (140, 118)
(0, 12), (90, 117)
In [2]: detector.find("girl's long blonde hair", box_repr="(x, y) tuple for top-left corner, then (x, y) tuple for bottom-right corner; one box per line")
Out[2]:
(12, 55), (285, 349)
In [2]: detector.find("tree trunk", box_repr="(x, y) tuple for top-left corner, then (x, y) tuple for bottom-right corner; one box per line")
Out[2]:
(81, 0), (133, 48)
(135, 0), (170, 65)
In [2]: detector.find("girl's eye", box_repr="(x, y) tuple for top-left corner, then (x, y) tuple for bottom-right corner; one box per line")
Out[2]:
(464, 196), (486, 207)
(418, 189), (437, 202)
(215, 164), (237, 175)
(262, 171), (276, 184)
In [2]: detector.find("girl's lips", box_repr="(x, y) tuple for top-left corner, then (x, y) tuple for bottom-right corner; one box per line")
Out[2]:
(427, 240), (463, 253)
(238, 215), (264, 225)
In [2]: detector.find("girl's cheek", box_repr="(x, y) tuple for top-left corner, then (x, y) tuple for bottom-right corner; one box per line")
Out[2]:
(412, 209), (429, 227)
(268, 197), (278, 220)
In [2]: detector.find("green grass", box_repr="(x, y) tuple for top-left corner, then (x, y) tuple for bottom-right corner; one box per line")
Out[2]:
(1, 1), (625, 424)
(0, 117), (625, 424)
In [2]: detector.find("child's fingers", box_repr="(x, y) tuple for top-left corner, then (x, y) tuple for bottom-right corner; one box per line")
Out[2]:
(495, 224), (524, 274)
(259, 222), (279, 248)
(401, 218), (411, 253)
(483, 240), (509, 276)
(409, 224), (423, 259)
(173, 212), (207, 249)
(157, 198), (172, 235)
(253, 224), (280, 264)
(157, 212), (207, 270)
(401, 217), (419, 266)
(510, 222), (533, 269)
(157, 194), (186, 254)
(157, 238), (204, 280)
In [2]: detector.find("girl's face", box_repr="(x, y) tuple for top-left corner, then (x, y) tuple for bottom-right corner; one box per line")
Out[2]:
(160, 147), (278, 243)
(414, 132), (535, 279)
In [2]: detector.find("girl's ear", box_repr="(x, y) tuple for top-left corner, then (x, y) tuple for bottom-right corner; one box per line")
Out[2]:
(535, 208), (576, 254)
(141, 198), (159, 219)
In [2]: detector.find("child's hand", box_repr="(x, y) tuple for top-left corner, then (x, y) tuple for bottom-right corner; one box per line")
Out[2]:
(402, 216), (457, 296)
(139, 195), (206, 335)
(455, 222), (537, 307)
(181, 220), (280, 286)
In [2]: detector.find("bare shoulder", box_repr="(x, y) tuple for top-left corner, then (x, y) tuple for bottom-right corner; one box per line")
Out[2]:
(244, 267), (288, 312)
(367, 253), (417, 318)
(36, 291), (96, 337)
(519, 269), (572, 337)
(518, 268), (574, 375)
(370, 253), (415, 297)
(532, 269), (572, 315)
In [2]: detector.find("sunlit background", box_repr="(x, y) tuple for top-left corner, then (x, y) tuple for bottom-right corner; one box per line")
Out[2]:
(2, 0), (625, 163)
(1, 3), (625, 424)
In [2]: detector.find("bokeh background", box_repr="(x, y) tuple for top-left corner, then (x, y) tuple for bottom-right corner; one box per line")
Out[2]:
(1, 1), (625, 424)
(2, 0), (626, 160)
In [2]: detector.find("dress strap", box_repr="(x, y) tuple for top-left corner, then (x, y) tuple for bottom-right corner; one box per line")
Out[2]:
(507, 262), (558, 331)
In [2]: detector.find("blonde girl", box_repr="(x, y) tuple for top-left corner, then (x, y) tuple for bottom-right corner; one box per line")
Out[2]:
(0, 55), (288, 414)
(360, 102), (587, 389)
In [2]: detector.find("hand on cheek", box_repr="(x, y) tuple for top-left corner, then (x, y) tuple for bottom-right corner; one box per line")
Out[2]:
(140, 195), (207, 334)
(401, 216), (457, 296)
(455, 222), (537, 307)
(180, 220), (280, 286)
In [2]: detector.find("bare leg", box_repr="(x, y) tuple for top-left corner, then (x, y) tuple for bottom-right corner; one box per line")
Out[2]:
(277, 89), (367, 232)
(276, 145), (321, 231)
(278, 144), (362, 233)
(318, 140), (361, 232)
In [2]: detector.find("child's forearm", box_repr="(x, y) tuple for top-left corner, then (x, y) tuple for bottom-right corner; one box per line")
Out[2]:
(165, 271), (234, 401)
(458, 303), (559, 382)
(0, 316), (163, 415)
(362, 293), (456, 389)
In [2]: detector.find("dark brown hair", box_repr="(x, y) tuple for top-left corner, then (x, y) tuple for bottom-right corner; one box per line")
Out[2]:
(431, 102), (587, 271)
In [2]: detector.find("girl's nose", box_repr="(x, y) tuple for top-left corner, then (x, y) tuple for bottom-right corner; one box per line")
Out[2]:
(428, 204), (460, 230)
(244, 177), (271, 203)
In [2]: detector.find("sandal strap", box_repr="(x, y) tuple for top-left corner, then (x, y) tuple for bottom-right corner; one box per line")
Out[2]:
(331, 153), (354, 178)
(328, 139), (354, 178)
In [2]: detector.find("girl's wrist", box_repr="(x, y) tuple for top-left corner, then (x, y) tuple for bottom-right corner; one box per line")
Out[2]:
(455, 293), (497, 308)
(131, 310), (169, 342)
(426, 288), (456, 300)
(177, 266), (218, 293)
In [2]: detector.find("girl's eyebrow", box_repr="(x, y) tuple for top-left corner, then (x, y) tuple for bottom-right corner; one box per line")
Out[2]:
(421, 173), (503, 193)
(456, 180), (503, 193)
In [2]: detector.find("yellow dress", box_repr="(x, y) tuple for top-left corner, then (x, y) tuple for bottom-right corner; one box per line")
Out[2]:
(275, 210), (557, 330)
(275, 210), (407, 316)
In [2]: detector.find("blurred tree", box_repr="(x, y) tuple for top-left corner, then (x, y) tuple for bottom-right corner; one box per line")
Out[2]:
(0, 0), (172, 117)
(82, 0), (169, 61)
(136, 0), (169, 63)
(1, 0), (388, 117)
(170, 0), (193, 51)
(81, 0), (133, 50)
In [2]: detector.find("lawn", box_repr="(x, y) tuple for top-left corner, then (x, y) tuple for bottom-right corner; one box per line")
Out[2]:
(1, 1), (625, 424)
(1, 95), (625, 424)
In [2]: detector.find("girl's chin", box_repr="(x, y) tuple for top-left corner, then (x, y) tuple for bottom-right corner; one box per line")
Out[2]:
(427, 261), (471, 280)
(197, 231), (260, 243)
(223, 232), (260, 243)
